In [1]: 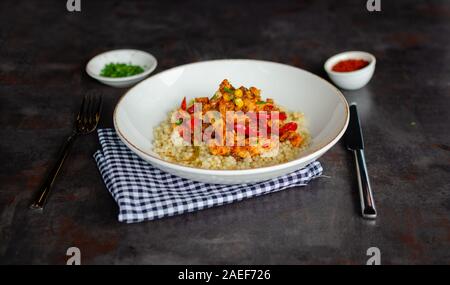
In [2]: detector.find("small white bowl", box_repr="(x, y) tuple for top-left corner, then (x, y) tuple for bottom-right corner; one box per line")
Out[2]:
(86, 49), (157, 88)
(324, 51), (376, 90)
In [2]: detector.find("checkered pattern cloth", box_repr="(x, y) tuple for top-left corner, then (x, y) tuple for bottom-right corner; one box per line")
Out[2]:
(94, 129), (323, 223)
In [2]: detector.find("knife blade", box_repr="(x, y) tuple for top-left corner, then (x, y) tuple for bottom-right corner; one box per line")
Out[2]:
(345, 103), (377, 219)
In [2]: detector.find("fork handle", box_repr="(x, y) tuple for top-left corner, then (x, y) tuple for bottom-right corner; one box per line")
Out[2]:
(30, 133), (78, 211)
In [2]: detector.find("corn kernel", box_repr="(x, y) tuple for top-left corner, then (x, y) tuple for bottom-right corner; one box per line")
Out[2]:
(234, 98), (244, 109)
(234, 89), (243, 97)
(223, 93), (233, 101)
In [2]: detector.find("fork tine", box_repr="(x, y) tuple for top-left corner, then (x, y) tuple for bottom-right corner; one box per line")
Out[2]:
(95, 95), (103, 124)
(76, 94), (88, 122)
(76, 92), (102, 133)
(87, 94), (96, 126)
(89, 94), (99, 124)
(82, 94), (92, 126)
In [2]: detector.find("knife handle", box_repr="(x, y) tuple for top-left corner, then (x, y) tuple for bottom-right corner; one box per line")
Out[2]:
(353, 149), (377, 219)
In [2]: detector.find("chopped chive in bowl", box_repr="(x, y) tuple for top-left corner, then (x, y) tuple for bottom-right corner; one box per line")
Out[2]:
(100, 63), (145, 78)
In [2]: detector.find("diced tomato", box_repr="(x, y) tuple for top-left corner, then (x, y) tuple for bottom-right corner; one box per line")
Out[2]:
(279, 112), (287, 121)
(187, 104), (194, 114)
(263, 104), (274, 111)
(280, 122), (298, 135)
(190, 116), (195, 130)
(180, 97), (187, 111)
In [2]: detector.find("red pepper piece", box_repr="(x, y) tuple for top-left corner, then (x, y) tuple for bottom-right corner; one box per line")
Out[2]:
(263, 104), (274, 111)
(280, 122), (298, 135)
(187, 104), (194, 114)
(180, 97), (187, 111)
(190, 116), (195, 130)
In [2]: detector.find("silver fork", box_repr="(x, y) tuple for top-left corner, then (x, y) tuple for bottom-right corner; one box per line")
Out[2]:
(30, 92), (102, 211)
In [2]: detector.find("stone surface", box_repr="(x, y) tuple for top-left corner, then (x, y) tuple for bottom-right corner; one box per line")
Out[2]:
(0, 0), (449, 264)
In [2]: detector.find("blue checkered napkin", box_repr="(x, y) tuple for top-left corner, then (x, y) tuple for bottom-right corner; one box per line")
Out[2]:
(94, 129), (323, 223)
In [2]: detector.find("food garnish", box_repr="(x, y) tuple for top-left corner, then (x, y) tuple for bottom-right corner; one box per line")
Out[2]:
(100, 63), (145, 78)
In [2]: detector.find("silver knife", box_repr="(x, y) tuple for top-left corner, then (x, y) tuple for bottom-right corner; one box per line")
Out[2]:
(345, 103), (377, 219)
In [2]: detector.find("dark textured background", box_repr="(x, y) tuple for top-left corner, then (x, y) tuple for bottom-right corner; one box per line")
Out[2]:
(0, 0), (449, 264)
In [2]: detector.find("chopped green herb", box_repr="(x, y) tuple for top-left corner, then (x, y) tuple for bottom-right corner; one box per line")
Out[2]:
(223, 87), (234, 94)
(100, 63), (145, 78)
(256, 101), (267, 105)
(211, 93), (217, 100)
(175, 118), (183, 125)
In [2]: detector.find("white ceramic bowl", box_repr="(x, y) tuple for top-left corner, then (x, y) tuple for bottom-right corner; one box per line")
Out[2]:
(324, 51), (376, 90)
(86, 49), (157, 88)
(114, 59), (349, 184)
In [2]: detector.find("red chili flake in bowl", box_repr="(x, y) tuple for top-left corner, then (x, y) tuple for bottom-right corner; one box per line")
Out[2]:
(332, 59), (370, 72)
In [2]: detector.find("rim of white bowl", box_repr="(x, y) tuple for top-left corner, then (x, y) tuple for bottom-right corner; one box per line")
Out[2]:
(86, 49), (158, 82)
(113, 59), (350, 175)
(324, 51), (376, 76)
